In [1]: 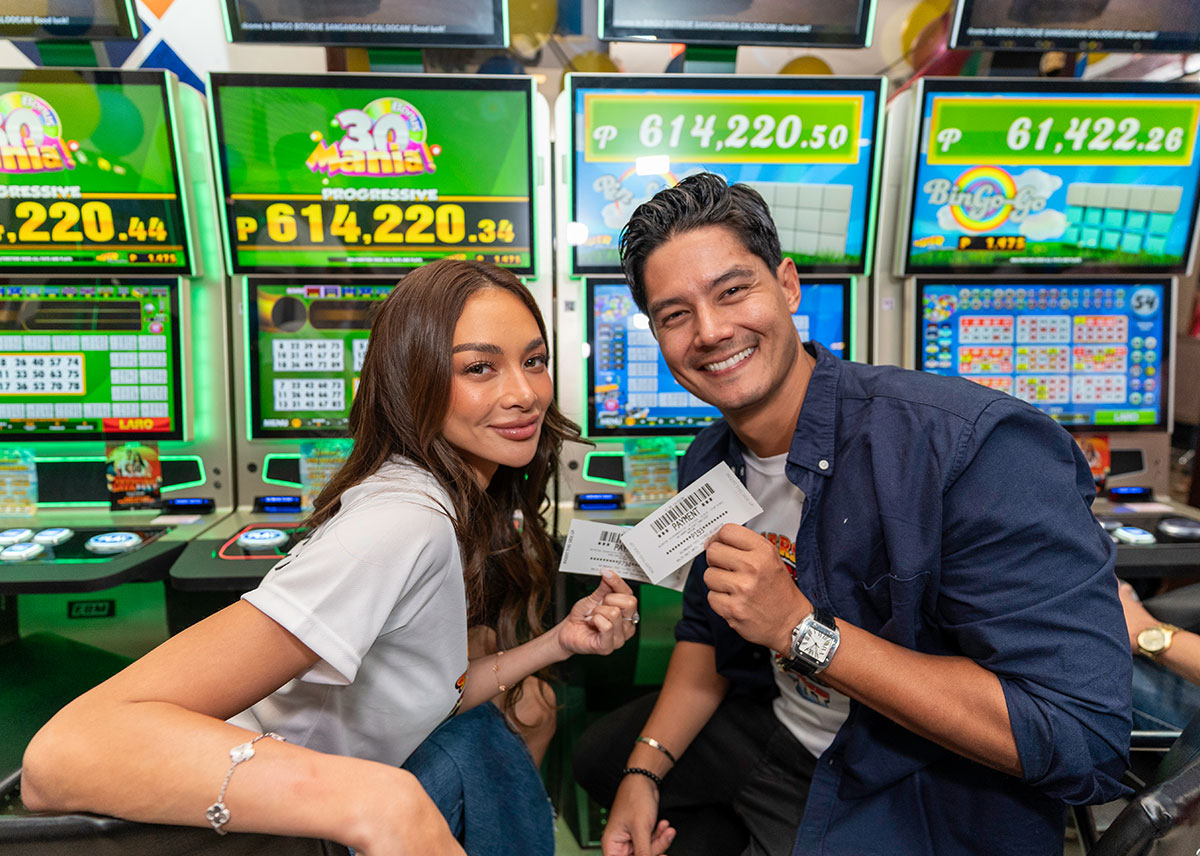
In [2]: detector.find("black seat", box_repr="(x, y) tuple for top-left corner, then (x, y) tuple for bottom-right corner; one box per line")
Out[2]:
(0, 769), (352, 856)
(1089, 711), (1200, 856)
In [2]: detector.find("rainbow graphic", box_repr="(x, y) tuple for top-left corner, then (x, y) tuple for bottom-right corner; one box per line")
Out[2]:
(306, 97), (438, 179)
(950, 166), (1017, 232)
(0, 91), (75, 175)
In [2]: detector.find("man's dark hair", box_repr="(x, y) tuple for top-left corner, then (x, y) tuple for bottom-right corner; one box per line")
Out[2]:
(618, 172), (782, 315)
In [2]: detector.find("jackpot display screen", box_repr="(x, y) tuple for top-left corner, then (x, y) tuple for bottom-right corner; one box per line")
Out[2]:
(569, 75), (885, 276)
(248, 279), (394, 438)
(951, 0), (1200, 54)
(0, 69), (191, 275)
(210, 73), (535, 275)
(904, 78), (1200, 276)
(600, 0), (874, 48)
(0, 0), (139, 41)
(587, 278), (849, 436)
(0, 279), (184, 440)
(916, 280), (1171, 431)
(222, 0), (506, 48)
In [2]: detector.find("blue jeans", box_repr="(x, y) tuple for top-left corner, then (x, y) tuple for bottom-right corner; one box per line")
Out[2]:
(1132, 657), (1200, 731)
(402, 702), (555, 856)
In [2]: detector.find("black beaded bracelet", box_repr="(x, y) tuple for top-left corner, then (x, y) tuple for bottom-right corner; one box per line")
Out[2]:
(622, 766), (664, 788)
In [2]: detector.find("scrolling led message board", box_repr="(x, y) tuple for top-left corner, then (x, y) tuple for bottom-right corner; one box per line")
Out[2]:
(904, 78), (1200, 276)
(0, 70), (191, 275)
(569, 75), (884, 276)
(210, 73), (536, 276)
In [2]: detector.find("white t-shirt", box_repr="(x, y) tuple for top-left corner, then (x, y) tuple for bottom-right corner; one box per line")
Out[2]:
(230, 457), (470, 768)
(742, 449), (851, 759)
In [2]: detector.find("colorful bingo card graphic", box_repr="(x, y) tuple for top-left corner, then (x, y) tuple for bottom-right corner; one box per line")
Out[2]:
(249, 281), (394, 437)
(0, 70), (190, 273)
(0, 281), (182, 438)
(907, 82), (1200, 274)
(919, 282), (1168, 428)
(211, 75), (535, 274)
(571, 77), (884, 274)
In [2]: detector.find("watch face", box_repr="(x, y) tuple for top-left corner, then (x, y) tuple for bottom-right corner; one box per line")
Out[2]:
(1139, 627), (1168, 653)
(799, 629), (835, 662)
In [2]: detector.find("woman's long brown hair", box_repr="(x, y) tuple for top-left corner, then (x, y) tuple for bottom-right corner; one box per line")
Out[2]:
(305, 259), (580, 719)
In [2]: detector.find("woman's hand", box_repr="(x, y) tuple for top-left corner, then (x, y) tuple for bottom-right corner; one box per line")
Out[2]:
(1119, 581), (1158, 652)
(553, 570), (639, 657)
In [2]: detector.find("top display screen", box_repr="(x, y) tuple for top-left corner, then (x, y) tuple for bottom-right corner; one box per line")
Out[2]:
(223, 0), (507, 47)
(903, 78), (1200, 277)
(0, 0), (139, 41)
(0, 69), (192, 276)
(569, 74), (885, 277)
(209, 73), (536, 276)
(600, 0), (874, 48)
(950, 0), (1200, 54)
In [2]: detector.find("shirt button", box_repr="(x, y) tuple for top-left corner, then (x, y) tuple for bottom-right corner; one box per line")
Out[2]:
(818, 459), (830, 470)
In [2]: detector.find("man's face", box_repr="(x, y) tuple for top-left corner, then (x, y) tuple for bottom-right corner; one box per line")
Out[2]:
(642, 225), (802, 419)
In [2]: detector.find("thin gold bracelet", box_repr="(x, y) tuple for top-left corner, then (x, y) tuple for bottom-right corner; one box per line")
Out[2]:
(493, 649), (507, 693)
(636, 735), (678, 765)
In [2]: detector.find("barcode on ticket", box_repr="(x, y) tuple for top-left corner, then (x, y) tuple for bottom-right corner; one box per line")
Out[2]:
(650, 483), (715, 537)
(598, 529), (624, 546)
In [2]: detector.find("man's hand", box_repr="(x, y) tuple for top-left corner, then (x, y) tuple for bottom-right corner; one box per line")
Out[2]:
(601, 774), (676, 856)
(704, 523), (811, 653)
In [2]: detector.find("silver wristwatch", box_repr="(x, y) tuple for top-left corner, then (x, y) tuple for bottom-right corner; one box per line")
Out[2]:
(778, 608), (839, 677)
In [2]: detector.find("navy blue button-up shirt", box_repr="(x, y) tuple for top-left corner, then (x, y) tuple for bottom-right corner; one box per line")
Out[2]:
(676, 342), (1131, 855)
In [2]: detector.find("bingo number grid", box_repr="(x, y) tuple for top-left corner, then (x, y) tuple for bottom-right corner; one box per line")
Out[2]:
(250, 283), (390, 438)
(0, 284), (181, 437)
(919, 283), (1167, 428)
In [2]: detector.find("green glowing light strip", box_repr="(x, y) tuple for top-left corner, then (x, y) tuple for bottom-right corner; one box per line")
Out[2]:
(262, 453), (304, 488)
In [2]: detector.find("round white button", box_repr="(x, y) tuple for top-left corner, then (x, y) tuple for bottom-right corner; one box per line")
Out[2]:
(34, 527), (74, 546)
(237, 528), (290, 551)
(0, 528), (34, 546)
(85, 532), (144, 555)
(1, 542), (44, 562)
(818, 460), (830, 471)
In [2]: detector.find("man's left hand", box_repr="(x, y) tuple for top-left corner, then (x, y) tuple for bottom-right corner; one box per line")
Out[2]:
(704, 523), (811, 653)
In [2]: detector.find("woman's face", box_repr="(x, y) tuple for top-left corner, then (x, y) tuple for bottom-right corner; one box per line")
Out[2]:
(443, 288), (553, 486)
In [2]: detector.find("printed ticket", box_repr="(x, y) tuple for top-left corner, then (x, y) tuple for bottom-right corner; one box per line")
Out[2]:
(621, 462), (762, 583)
(559, 519), (689, 592)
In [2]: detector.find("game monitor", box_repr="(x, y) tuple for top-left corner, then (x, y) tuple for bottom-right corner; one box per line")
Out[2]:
(600, 0), (875, 48)
(0, 0), (139, 41)
(222, 0), (507, 47)
(209, 73), (536, 276)
(567, 74), (885, 277)
(0, 278), (185, 440)
(247, 278), (397, 439)
(0, 69), (192, 276)
(950, 0), (1200, 54)
(902, 77), (1200, 277)
(915, 279), (1172, 432)
(587, 277), (850, 437)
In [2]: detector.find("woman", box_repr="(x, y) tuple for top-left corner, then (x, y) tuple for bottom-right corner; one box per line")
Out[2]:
(20, 260), (638, 855)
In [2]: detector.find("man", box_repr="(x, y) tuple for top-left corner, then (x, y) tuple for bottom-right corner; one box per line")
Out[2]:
(573, 173), (1131, 855)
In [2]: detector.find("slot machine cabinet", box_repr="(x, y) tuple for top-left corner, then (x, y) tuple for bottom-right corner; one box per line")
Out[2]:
(168, 72), (552, 608)
(0, 70), (236, 652)
(553, 73), (885, 531)
(893, 74), (1200, 575)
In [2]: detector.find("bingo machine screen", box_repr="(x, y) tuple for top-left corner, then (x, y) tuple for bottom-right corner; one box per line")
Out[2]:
(0, 69), (191, 275)
(0, 279), (184, 440)
(916, 279), (1171, 431)
(904, 78), (1200, 276)
(223, 0), (507, 47)
(601, 0), (875, 48)
(248, 279), (395, 439)
(0, 0), (139, 41)
(587, 277), (849, 436)
(210, 73), (536, 276)
(569, 74), (884, 277)
(951, 0), (1200, 54)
